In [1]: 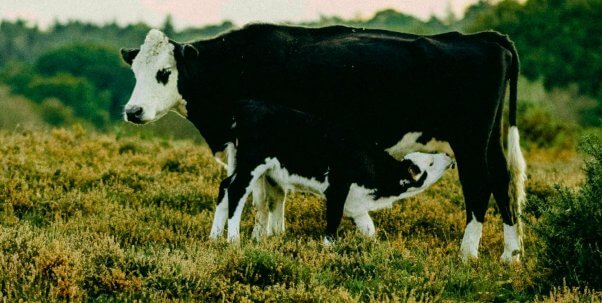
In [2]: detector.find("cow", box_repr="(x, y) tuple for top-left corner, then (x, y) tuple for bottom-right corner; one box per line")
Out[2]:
(121, 24), (526, 263)
(207, 99), (454, 243)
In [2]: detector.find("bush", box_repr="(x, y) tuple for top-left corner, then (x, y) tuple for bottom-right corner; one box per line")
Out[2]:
(26, 73), (110, 128)
(530, 134), (602, 290)
(39, 98), (76, 126)
(518, 102), (578, 149)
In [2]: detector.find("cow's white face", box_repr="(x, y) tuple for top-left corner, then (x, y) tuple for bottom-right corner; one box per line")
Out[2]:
(402, 152), (454, 192)
(123, 29), (187, 124)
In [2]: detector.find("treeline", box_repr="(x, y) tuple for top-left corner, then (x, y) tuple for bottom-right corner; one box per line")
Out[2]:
(0, 0), (600, 129)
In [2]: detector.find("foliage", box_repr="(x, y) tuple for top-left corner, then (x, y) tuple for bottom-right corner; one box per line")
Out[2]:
(529, 134), (602, 290)
(0, 128), (600, 301)
(517, 102), (578, 149)
(35, 44), (134, 119)
(466, 0), (602, 125)
(39, 98), (76, 126)
(0, 43), (135, 128)
(0, 86), (48, 130)
(26, 73), (109, 128)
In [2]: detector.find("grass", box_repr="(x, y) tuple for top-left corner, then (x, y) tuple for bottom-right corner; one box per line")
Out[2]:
(0, 127), (600, 302)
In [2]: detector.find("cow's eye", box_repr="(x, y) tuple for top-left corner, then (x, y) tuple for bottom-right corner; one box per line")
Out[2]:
(156, 68), (171, 85)
(429, 161), (434, 167)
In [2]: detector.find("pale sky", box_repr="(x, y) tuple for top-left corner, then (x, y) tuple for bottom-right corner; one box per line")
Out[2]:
(0, 0), (481, 30)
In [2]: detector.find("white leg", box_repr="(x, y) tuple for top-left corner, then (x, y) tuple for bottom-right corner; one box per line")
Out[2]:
(500, 223), (521, 263)
(460, 213), (483, 261)
(226, 143), (236, 176)
(323, 236), (334, 247)
(210, 196), (228, 239)
(268, 186), (286, 236)
(227, 194), (249, 242)
(352, 212), (376, 237)
(269, 198), (286, 235)
(251, 176), (270, 240)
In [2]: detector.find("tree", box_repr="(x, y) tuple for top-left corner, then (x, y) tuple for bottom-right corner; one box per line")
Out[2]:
(34, 44), (134, 120)
(465, 0), (602, 124)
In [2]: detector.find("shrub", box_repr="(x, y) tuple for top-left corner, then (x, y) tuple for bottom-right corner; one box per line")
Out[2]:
(530, 134), (602, 290)
(39, 98), (76, 126)
(517, 102), (578, 149)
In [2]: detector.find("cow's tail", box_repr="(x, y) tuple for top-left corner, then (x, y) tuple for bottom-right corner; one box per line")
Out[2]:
(503, 36), (527, 251)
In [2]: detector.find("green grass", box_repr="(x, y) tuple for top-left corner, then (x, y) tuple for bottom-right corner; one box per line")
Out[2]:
(0, 127), (600, 302)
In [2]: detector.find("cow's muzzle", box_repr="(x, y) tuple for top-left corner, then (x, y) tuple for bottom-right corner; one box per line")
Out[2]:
(125, 106), (144, 124)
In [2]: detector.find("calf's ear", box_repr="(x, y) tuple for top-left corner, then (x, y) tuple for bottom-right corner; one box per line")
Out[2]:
(408, 163), (421, 180)
(120, 48), (140, 65)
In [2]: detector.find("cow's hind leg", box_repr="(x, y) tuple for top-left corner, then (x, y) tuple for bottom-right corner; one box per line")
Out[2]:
(487, 123), (524, 262)
(454, 145), (492, 261)
(488, 136), (521, 262)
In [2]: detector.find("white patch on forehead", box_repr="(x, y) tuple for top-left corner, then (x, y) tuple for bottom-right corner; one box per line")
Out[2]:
(132, 29), (175, 69)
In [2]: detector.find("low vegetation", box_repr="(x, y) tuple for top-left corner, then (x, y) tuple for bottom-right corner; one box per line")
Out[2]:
(1, 127), (600, 302)
(529, 134), (602, 290)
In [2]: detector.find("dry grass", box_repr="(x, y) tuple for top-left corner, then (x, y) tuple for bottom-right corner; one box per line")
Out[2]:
(0, 127), (599, 302)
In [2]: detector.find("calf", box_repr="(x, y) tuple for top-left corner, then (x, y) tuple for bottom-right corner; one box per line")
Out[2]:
(209, 100), (454, 242)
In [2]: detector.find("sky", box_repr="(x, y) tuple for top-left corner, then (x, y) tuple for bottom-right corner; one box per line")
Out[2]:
(0, 0), (481, 30)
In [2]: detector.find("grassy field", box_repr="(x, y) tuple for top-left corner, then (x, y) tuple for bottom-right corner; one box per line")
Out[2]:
(0, 127), (600, 302)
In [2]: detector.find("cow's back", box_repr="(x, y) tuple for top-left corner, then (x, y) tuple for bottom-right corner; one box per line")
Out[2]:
(188, 25), (513, 150)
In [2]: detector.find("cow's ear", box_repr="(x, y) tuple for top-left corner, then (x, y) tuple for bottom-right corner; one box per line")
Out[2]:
(181, 44), (199, 60)
(120, 48), (140, 65)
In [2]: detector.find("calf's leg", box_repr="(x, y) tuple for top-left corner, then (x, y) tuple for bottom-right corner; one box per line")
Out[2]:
(251, 175), (270, 240)
(226, 170), (255, 242)
(210, 175), (234, 239)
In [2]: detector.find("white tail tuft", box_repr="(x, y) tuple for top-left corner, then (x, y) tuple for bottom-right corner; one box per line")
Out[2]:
(507, 126), (527, 251)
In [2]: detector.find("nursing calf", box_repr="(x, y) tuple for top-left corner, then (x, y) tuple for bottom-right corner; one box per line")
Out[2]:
(209, 100), (454, 243)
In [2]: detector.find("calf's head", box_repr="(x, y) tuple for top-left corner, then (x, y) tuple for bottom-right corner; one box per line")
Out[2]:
(398, 152), (454, 197)
(121, 29), (195, 124)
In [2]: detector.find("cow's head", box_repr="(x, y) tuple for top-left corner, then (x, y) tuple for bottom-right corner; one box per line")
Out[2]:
(398, 152), (454, 196)
(121, 29), (197, 124)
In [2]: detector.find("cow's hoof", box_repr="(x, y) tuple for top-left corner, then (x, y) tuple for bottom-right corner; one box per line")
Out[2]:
(500, 250), (521, 263)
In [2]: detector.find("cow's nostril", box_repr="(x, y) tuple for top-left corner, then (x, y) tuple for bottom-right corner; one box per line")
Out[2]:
(126, 106), (144, 123)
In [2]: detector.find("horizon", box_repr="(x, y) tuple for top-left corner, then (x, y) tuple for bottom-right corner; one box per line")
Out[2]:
(0, 0), (481, 30)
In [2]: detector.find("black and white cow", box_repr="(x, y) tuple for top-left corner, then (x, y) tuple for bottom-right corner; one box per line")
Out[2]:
(121, 24), (526, 262)
(209, 99), (453, 243)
